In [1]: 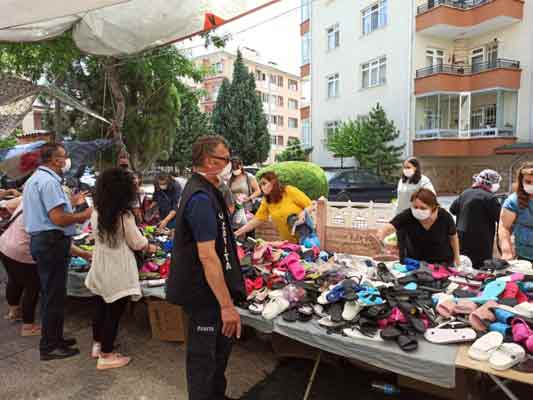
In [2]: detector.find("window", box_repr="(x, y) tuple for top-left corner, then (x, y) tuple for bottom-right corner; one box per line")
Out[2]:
(269, 74), (277, 85)
(288, 118), (298, 129)
(288, 99), (299, 110)
(362, 56), (386, 89)
(327, 73), (340, 99)
(271, 135), (284, 146)
(325, 121), (341, 142)
(273, 95), (284, 107)
(471, 47), (485, 73)
(327, 24), (340, 51)
(301, 0), (310, 22)
(302, 119), (312, 147)
(269, 115), (284, 127)
(260, 92), (270, 104)
(362, 0), (388, 36)
(289, 79), (299, 91)
(277, 76), (284, 88)
(256, 69), (266, 81)
(302, 32), (311, 65)
(212, 61), (224, 74)
(301, 79), (311, 105)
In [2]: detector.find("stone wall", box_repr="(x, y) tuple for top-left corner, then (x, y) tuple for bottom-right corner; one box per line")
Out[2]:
(419, 154), (533, 194)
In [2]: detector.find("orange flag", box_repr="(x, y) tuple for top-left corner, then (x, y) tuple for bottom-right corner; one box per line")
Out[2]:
(204, 13), (226, 30)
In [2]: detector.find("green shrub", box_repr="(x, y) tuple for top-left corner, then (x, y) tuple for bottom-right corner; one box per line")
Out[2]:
(257, 161), (328, 200)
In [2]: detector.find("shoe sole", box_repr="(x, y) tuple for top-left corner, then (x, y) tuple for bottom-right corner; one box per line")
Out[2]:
(97, 359), (131, 370)
(40, 352), (80, 361)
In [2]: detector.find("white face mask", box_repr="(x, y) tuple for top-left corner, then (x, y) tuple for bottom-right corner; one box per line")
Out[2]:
(411, 207), (432, 221)
(403, 168), (415, 178)
(218, 162), (232, 182)
(523, 182), (533, 194)
(159, 184), (168, 191)
(61, 158), (72, 174)
(491, 183), (500, 193)
(232, 170), (242, 176)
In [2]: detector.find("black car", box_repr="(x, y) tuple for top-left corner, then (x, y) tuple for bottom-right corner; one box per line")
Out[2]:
(327, 169), (396, 203)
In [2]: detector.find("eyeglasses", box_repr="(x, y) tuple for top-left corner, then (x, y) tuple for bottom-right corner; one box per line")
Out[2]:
(211, 155), (231, 163)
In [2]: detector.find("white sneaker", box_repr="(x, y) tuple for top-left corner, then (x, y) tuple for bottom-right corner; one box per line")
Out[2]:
(342, 301), (363, 321)
(262, 297), (290, 320)
(97, 353), (131, 370)
(91, 342), (102, 359)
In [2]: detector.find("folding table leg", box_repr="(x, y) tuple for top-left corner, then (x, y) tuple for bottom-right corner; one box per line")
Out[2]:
(488, 374), (520, 400)
(303, 351), (322, 400)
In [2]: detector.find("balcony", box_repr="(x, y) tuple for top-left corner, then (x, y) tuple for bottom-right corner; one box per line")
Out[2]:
(416, 0), (524, 39)
(414, 90), (518, 156)
(415, 59), (521, 95)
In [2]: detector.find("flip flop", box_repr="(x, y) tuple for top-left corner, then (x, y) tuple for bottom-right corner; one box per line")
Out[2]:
(377, 263), (396, 283)
(496, 302), (533, 319)
(469, 300), (498, 332)
(397, 335), (418, 352)
(398, 302), (426, 334)
(515, 356), (533, 373)
(342, 301), (363, 321)
(489, 322), (512, 337)
(461, 280), (506, 304)
(425, 325), (477, 345)
(489, 343), (526, 371)
(468, 331), (504, 361)
(248, 302), (264, 315)
(282, 308), (299, 323)
(328, 303), (344, 323)
(318, 316), (344, 328)
(343, 327), (383, 342)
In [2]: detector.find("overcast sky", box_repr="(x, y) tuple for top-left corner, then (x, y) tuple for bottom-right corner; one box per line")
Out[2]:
(180, 0), (300, 75)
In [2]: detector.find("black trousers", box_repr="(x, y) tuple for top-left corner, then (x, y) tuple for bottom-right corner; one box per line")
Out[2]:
(30, 230), (72, 353)
(458, 231), (494, 268)
(92, 296), (128, 353)
(184, 306), (233, 400)
(1, 253), (40, 324)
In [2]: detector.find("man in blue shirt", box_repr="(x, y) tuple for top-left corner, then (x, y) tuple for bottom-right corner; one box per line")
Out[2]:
(23, 143), (92, 361)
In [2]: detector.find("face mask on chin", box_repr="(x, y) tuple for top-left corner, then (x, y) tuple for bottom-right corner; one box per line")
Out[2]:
(233, 170), (242, 176)
(159, 184), (168, 191)
(218, 162), (232, 182)
(491, 183), (500, 193)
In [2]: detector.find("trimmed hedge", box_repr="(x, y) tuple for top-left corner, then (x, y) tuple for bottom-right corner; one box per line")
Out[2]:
(257, 161), (328, 200)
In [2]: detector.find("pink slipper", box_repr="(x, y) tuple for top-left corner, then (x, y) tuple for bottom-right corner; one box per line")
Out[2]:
(455, 300), (478, 315)
(512, 318), (532, 343)
(469, 301), (498, 332)
(436, 300), (456, 318)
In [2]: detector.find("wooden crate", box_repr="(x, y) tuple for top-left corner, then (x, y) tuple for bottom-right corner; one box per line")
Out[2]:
(147, 299), (187, 342)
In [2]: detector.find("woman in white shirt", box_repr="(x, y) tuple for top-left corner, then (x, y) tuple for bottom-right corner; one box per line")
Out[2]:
(396, 157), (435, 215)
(85, 168), (156, 370)
(395, 158), (436, 262)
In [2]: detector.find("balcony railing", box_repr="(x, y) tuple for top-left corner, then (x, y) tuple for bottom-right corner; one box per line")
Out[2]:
(416, 59), (520, 79)
(415, 127), (514, 139)
(417, 0), (491, 15)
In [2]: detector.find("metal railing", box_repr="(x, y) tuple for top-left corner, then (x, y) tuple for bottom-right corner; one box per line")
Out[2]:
(416, 58), (520, 79)
(415, 127), (515, 139)
(417, 0), (491, 15)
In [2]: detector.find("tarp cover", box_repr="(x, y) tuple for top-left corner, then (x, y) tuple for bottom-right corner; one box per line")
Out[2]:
(0, 0), (275, 56)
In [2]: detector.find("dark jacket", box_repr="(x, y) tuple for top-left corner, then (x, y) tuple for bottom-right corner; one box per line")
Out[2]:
(166, 173), (245, 309)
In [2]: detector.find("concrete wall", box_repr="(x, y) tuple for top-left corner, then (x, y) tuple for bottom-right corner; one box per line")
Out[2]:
(309, 0), (414, 168)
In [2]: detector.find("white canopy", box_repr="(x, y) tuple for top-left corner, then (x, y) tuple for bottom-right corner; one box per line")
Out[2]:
(0, 0), (277, 56)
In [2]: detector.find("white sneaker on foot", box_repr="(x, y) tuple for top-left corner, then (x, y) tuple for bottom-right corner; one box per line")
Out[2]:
(97, 353), (131, 370)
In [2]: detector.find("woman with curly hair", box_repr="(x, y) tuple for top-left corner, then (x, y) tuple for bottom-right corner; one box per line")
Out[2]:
(500, 162), (533, 261)
(85, 168), (156, 370)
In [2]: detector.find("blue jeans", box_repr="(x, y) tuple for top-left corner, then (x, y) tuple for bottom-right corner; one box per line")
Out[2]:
(30, 230), (72, 353)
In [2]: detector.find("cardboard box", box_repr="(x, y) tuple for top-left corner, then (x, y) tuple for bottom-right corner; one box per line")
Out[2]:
(147, 299), (187, 342)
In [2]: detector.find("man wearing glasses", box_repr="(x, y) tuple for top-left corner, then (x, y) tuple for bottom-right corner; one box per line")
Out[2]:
(23, 143), (92, 361)
(167, 135), (245, 400)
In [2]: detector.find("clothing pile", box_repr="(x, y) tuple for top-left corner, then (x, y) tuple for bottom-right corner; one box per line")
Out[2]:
(237, 238), (533, 372)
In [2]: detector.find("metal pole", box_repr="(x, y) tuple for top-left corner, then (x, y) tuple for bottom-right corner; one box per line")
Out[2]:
(303, 351), (322, 400)
(488, 374), (520, 400)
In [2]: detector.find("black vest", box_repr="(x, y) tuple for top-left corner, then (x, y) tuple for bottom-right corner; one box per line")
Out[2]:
(166, 173), (245, 309)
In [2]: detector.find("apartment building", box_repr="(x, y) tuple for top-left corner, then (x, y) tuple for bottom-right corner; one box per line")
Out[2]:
(302, 0), (533, 192)
(195, 49), (301, 163)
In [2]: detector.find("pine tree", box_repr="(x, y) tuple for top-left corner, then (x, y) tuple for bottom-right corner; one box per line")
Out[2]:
(169, 88), (212, 173)
(212, 50), (270, 164)
(364, 103), (405, 179)
(276, 138), (312, 162)
(327, 103), (404, 181)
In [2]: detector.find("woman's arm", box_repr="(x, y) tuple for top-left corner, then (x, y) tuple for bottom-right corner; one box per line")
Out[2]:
(158, 210), (176, 229)
(377, 223), (397, 242)
(449, 233), (460, 266)
(71, 244), (92, 261)
(123, 213), (150, 251)
(499, 209), (517, 260)
(248, 176), (262, 201)
(234, 218), (264, 237)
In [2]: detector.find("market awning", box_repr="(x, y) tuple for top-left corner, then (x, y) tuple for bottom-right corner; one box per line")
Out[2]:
(0, 0), (279, 56)
(0, 0), (129, 30)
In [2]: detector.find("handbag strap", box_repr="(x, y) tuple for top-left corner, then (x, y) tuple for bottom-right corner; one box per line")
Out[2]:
(1, 209), (22, 232)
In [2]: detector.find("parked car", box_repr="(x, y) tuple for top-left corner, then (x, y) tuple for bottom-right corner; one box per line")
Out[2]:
(327, 169), (396, 203)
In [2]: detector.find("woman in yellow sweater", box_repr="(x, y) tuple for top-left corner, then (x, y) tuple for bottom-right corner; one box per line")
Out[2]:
(235, 172), (313, 243)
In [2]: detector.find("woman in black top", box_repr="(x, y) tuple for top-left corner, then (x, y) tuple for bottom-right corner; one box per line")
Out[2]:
(450, 169), (502, 267)
(378, 188), (460, 265)
(153, 173), (181, 229)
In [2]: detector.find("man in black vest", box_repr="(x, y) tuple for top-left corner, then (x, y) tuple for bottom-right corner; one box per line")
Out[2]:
(166, 135), (245, 400)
